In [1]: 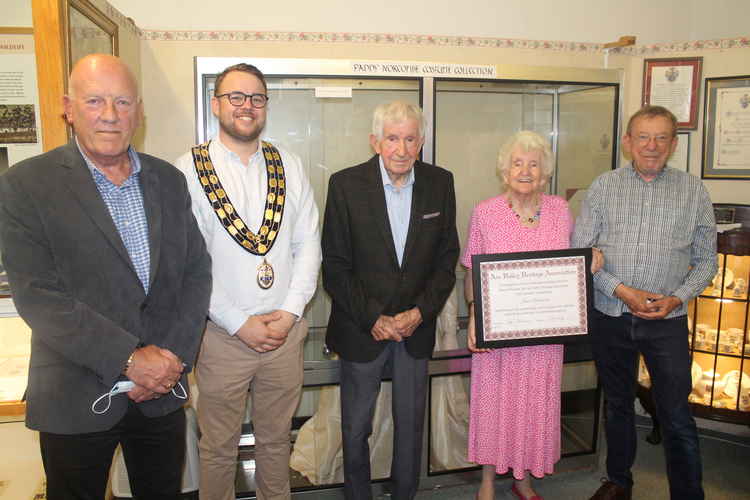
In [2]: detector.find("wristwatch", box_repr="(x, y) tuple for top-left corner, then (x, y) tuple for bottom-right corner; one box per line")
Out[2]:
(123, 350), (136, 375)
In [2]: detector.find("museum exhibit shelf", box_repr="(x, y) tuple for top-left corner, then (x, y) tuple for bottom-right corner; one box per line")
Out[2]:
(687, 228), (750, 424)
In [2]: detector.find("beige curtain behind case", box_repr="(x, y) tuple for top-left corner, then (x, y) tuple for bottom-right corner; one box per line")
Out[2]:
(290, 288), (472, 484)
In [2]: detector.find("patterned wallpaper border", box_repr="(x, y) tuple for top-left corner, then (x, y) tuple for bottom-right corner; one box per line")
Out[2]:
(96, 0), (142, 36)
(622, 37), (750, 54)
(139, 29), (750, 54)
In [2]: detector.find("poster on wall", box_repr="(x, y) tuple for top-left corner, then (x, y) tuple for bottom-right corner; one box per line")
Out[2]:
(0, 31), (41, 315)
(0, 31), (42, 165)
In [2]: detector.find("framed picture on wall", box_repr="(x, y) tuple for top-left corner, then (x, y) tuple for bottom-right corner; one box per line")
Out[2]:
(669, 132), (690, 172)
(64, 0), (118, 76)
(702, 75), (750, 179)
(642, 57), (702, 129)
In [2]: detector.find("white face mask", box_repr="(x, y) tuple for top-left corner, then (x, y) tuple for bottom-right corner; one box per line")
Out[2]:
(91, 380), (187, 415)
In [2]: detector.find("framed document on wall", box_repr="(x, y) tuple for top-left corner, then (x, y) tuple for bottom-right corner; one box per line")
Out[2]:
(702, 75), (750, 179)
(670, 132), (690, 172)
(642, 57), (702, 129)
(471, 248), (593, 349)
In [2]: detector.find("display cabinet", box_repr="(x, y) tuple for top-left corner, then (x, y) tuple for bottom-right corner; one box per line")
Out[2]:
(687, 228), (750, 424)
(191, 56), (619, 499)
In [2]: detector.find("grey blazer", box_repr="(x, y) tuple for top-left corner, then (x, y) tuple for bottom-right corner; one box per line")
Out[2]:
(0, 141), (212, 434)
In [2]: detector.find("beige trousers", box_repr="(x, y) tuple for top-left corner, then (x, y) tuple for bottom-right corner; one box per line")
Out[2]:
(196, 319), (307, 500)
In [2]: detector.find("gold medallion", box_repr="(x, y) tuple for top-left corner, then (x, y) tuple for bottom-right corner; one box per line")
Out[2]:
(257, 259), (274, 289)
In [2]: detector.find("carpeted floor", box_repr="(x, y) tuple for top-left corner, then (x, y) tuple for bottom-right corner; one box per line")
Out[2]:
(11, 417), (750, 499)
(414, 419), (750, 499)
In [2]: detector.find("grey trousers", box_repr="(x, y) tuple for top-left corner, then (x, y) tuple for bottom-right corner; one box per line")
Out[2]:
(340, 341), (428, 500)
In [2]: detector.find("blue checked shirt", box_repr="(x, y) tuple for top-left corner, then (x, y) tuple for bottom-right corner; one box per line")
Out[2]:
(572, 164), (717, 318)
(78, 141), (151, 293)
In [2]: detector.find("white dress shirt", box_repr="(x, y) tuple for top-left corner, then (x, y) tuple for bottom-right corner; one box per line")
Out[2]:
(175, 138), (321, 335)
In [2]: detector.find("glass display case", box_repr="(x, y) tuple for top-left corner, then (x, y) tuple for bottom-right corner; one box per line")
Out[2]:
(192, 57), (620, 499)
(687, 228), (750, 424)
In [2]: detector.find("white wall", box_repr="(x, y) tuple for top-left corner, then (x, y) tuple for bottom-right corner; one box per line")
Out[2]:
(689, 0), (750, 41)
(107, 0), (748, 45)
(5, 1), (33, 27)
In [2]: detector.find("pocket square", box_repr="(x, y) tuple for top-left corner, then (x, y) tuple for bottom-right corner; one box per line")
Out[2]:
(422, 212), (441, 219)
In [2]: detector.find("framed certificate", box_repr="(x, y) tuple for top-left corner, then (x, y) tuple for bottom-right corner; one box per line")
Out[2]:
(472, 248), (593, 349)
(702, 75), (750, 179)
(670, 132), (690, 172)
(642, 57), (702, 129)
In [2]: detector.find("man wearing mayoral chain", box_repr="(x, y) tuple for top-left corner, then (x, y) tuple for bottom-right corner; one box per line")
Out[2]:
(176, 63), (321, 500)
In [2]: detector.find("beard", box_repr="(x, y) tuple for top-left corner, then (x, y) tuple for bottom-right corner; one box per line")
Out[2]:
(218, 111), (265, 143)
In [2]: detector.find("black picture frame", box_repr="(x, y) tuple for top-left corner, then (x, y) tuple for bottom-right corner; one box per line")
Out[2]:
(701, 75), (750, 179)
(472, 248), (593, 349)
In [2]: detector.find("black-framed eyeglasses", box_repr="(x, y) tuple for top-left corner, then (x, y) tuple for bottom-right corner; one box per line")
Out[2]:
(216, 92), (269, 108)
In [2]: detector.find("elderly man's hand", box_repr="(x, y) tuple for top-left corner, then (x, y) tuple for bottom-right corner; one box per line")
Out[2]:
(125, 345), (184, 394)
(633, 295), (682, 320)
(394, 307), (422, 338)
(127, 384), (160, 403)
(614, 284), (665, 316)
(371, 315), (402, 342)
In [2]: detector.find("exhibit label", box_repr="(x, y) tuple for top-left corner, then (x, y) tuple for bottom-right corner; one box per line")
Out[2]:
(350, 60), (495, 78)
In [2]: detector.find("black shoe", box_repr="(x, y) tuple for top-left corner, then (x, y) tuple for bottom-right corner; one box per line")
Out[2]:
(589, 479), (632, 500)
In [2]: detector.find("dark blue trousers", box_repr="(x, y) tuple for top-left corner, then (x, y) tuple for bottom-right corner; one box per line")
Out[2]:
(592, 310), (703, 500)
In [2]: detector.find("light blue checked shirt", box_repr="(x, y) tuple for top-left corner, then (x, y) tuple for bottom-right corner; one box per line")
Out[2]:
(379, 157), (414, 267)
(78, 140), (151, 293)
(572, 164), (717, 318)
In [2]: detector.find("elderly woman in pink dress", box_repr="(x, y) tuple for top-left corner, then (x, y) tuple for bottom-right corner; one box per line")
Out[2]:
(463, 131), (601, 500)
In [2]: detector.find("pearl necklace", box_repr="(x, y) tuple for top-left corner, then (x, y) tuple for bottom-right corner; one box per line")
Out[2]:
(508, 198), (541, 224)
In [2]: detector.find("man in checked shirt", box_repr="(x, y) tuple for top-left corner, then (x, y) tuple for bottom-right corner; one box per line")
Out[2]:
(573, 105), (717, 500)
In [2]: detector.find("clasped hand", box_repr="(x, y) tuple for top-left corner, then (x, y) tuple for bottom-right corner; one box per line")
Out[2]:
(371, 307), (422, 342)
(614, 284), (681, 320)
(125, 344), (184, 402)
(235, 310), (296, 353)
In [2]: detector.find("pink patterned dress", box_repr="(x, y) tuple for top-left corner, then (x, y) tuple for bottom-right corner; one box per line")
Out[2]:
(462, 194), (573, 479)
